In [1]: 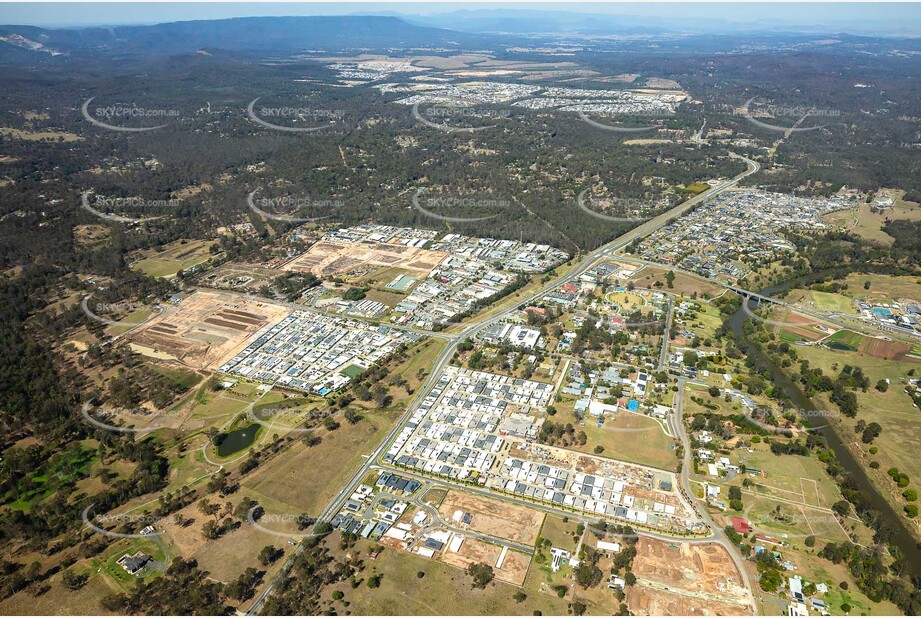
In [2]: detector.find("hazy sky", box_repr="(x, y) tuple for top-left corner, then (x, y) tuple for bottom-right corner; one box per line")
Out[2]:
(1, 2), (918, 32)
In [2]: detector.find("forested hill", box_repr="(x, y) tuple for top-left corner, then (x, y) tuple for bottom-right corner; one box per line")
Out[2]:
(0, 15), (500, 60)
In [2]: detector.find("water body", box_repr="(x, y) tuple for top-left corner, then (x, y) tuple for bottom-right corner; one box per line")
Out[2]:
(217, 423), (260, 457)
(728, 273), (921, 576)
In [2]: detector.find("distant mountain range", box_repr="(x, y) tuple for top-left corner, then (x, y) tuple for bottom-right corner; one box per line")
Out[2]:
(0, 15), (501, 61)
(401, 8), (919, 37)
(0, 13), (917, 64)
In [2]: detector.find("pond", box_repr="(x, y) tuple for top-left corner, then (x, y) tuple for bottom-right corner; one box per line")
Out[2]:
(216, 423), (260, 457)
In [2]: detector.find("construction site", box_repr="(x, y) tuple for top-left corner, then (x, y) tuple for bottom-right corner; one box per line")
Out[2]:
(625, 537), (753, 616)
(125, 290), (289, 370)
(280, 239), (447, 279)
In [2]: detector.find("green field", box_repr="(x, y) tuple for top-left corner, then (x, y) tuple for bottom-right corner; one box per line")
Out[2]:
(582, 413), (678, 471)
(105, 307), (154, 336)
(795, 290), (859, 315)
(825, 329), (865, 350)
(132, 239), (216, 278)
(340, 364), (365, 379)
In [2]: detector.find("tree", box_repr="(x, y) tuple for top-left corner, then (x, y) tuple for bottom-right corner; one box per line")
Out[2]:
(861, 422), (882, 444)
(903, 489), (918, 502)
(367, 573), (383, 588)
(875, 379), (889, 392)
(354, 383), (371, 401)
(759, 569), (782, 592)
(832, 500), (851, 516)
(513, 590), (527, 603)
(466, 563), (495, 589)
(370, 384), (391, 409)
(259, 545), (283, 566)
(574, 561), (602, 589)
(198, 498), (219, 516)
(225, 567), (263, 601)
(61, 569), (88, 590)
(343, 287), (367, 301)
(728, 486), (742, 501)
(804, 535), (816, 548)
(234, 497), (261, 521)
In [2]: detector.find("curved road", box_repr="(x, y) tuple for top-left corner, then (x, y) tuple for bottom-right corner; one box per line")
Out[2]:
(674, 377), (757, 610)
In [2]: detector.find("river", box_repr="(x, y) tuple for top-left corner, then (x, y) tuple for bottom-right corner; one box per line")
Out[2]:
(727, 273), (921, 577)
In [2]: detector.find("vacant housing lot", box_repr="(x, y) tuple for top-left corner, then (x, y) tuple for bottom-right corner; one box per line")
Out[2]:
(437, 489), (544, 545)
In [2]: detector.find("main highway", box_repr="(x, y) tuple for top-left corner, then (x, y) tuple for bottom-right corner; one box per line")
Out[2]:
(246, 154), (760, 614)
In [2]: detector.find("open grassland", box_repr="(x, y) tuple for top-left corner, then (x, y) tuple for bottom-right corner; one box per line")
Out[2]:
(785, 273), (921, 316)
(0, 570), (116, 615)
(790, 289), (860, 315)
(132, 239), (217, 278)
(537, 515), (581, 552)
(105, 307), (154, 336)
(738, 493), (854, 547)
(242, 408), (396, 515)
(736, 444), (845, 508)
(823, 198), (921, 246)
(838, 272), (921, 304)
(552, 388), (678, 471)
(321, 537), (572, 616)
(629, 266), (725, 299)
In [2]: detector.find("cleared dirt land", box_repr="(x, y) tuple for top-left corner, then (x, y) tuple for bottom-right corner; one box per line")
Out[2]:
(626, 585), (753, 616)
(438, 490), (544, 545)
(281, 240), (447, 278)
(628, 537), (752, 615)
(440, 537), (530, 586)
(126, 290), (289, 370)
